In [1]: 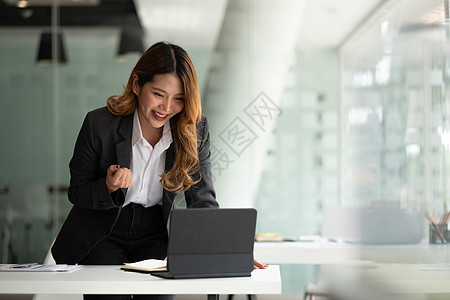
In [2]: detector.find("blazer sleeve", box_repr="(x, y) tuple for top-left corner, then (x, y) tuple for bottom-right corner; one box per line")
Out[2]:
(67, 112), (124, 210)
(184, 116), (219, 208)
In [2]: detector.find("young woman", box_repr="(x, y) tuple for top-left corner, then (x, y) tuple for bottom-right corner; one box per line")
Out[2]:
(52, 42), (266, 300)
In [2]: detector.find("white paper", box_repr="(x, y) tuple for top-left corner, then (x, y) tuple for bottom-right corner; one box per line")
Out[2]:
(0, 264), (83, 272)
(124, 259), (166, 269)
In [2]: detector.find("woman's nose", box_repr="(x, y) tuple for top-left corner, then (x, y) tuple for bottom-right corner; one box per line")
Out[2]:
(159, 97), (173, 111)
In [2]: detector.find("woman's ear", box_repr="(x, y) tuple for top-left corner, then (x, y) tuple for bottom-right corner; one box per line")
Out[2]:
(132, 74), (139, 95)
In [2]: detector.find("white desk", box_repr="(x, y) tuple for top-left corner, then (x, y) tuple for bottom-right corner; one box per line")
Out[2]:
(0, 265), (281, 299)
(255, 241), (357, 264)
(368, 264), (450, 299)
(326, 262), (450, 295)
(254, 241), (450, 264)
(252, 241), (450, 297)
(362, 263), (450, 294)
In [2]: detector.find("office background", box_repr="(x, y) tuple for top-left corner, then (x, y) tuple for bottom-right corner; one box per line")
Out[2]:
(0, 0), (447, 296)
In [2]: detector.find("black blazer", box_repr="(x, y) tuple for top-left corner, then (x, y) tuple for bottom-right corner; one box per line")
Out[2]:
(51, 107), (218, 264)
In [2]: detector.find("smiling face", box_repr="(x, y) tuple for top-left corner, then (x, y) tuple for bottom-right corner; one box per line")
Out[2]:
(133, 73), (185, 135)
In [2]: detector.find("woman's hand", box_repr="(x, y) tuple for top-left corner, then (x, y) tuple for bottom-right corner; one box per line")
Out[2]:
(254, 259), (268, 269)
(106, 165), (132, 193)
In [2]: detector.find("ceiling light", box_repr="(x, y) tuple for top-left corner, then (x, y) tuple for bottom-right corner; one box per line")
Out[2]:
(36, 32), (68, 65)
(17, 0), (27, 8)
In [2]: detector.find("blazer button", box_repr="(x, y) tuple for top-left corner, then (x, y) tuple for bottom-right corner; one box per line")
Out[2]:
(103, 228), (109, 234)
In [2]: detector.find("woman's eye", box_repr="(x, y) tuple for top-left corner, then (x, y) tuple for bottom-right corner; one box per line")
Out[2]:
(175, 98), (185, 102)
(154, 93), (163, 98)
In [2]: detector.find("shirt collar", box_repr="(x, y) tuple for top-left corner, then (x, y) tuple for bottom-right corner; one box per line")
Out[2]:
(132, 110), (173, 148)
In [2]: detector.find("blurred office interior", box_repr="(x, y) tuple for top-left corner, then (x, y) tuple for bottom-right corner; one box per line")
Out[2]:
(0, 0), (449, 297)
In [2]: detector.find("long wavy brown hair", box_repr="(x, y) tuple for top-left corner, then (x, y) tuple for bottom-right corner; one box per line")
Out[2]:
(107, 42), (202, 192)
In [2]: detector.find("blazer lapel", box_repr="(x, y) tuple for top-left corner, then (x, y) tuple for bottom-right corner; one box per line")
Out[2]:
(116, 113), (133, 195)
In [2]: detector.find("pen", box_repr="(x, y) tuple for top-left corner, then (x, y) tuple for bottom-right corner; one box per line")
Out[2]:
(426, 211), (448, 243)
(431, 223), (447, 243)
(10, 263), (38, 269)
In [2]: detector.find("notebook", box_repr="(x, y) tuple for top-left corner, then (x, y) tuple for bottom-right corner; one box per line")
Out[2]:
(151, 208), (257, 279)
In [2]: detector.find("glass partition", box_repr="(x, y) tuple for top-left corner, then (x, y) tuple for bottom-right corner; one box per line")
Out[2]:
(0, 16), (56, 263)
(0, 1), (139, 263)
(340, 0), (447, 244)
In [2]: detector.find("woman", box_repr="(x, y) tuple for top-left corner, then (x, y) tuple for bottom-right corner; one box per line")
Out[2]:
(52, 42), (266, 300)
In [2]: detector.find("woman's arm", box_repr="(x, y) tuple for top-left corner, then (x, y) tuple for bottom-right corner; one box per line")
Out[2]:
(68, 112), (125, 210)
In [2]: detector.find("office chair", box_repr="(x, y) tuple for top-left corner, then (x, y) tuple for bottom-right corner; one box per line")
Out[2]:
(303, 281), (331, 300)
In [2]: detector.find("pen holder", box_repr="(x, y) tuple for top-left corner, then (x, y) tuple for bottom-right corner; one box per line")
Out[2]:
(429, 224), (448, 244)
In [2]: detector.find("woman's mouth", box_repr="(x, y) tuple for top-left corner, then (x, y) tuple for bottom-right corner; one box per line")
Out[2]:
(152, 110), (169, 121)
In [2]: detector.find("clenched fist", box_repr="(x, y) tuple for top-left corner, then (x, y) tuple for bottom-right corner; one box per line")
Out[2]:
(106, 165), (132, 193)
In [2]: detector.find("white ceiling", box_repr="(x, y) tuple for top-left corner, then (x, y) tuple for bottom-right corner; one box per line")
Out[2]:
(296, 0), (383, 49)
(134, 0), (384, 51)
(134, 0), (227, 48)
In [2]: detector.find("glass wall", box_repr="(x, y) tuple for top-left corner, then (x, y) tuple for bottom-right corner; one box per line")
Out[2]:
(0, 2), (139, 263)
(340, 0), (447, 244)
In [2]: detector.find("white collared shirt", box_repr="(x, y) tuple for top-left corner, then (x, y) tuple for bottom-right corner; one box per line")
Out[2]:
(123, 111), (173, 207)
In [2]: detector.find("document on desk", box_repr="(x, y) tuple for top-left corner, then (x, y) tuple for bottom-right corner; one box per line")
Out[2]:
(0, 264), (83, 272)
(121, 259), (167, 273)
